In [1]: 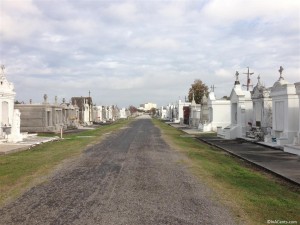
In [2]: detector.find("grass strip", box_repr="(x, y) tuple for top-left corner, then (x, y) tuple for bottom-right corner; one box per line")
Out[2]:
(153, 119), (300, 225)
(0, 119), (133, 206)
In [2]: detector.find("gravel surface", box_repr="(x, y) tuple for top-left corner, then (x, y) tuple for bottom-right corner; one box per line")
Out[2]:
(0, 116), (237, 225)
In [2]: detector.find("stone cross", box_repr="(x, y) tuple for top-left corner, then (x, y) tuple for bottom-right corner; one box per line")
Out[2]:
(210, 85), (216, 92)
(279, 66), (284, 80)
(242, 67), (254, 91)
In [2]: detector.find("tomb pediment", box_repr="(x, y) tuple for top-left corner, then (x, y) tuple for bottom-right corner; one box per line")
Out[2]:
(252, 85), (270, 99)
(271, 80), (296, 97)
(271, 79), (288, 92)
(230, 85), (245, 102)
(252, 87), (263, 99)
(208, 92), (216, 101)
(0, 67), (15, 94)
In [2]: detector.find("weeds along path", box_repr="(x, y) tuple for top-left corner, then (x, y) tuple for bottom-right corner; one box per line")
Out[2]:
(0, 117), (236, 225)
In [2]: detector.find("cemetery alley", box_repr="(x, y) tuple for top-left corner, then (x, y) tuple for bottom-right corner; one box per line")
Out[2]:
(0, 116), (236, 225)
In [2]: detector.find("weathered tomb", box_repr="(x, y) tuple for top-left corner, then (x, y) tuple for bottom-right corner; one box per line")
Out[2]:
(15, 95), (64, 133)
(71, 97), (93, 125)
(247, 75), (272, 140)
(173, 100), (191, 124)
(189, 94), (201, 128)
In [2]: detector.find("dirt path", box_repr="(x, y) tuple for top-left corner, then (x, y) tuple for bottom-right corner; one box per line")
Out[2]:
(0, 116), (237, 225)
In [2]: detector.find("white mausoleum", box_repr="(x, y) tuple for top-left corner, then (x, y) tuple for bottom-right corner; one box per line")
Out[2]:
(0, 66), (23, 143)
(202, 88), (231, 132)
(270, 67), (299, 146)
(284, 82), (300, 155)
(217, 72), (253, 139)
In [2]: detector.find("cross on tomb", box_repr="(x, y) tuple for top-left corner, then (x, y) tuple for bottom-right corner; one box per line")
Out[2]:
(242, 67), (254, 91)
(210, 85), (216, 92)
(234, 71), (240, 85)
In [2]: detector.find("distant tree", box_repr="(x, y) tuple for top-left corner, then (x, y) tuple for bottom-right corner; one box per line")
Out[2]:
(222, 96), (229, 100)
(14, 100), (22, 104)
(128, 105), (138, 114)
(149, 107), (156, 116)
(188, 79), (209, 104)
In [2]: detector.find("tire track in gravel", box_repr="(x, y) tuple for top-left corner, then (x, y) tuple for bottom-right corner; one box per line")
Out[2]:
(0, 116), (238, 225)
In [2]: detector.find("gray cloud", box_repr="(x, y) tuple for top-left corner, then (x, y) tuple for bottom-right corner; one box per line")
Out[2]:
(1, 0), (299, 107)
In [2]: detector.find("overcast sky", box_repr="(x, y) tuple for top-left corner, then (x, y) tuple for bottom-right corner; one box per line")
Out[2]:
(1, 0), (299, 107)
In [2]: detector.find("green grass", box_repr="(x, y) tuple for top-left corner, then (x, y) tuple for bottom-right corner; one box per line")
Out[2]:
(153, 119), (300, 225)
(0, 118), (133, 206)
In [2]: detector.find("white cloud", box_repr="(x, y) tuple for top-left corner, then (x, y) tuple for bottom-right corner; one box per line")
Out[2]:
(0, 0), (43, 41)
(130, 37), (181, 50)
(201, 0), (299, 25)
(105, 1), (138, 22)
(215, 69), (233, 78)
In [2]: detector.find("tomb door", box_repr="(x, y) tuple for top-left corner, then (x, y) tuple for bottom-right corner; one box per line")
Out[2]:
(47, 111), (51, 127)
(274, 101), (284, 131)
(2, 101), (9, 126)
(208, 107), (213, 122)
(254, 102), (262, 126)
(231, 103), (237, 125)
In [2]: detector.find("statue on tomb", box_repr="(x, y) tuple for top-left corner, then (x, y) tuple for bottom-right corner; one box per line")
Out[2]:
(234, 71), (240, 85)
(257, 75), (261, 85)
(278, 66), (284, 80)
(1, 65), (5, 78)
(55, 96), (58, 104)
(43, 94), (48, 104)
(1, 65), (5, 73)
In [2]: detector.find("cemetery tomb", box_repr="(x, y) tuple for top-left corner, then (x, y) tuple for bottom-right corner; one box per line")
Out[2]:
(269, 67), (299, 146)
(0, 65), (23, 143)
(201, 89), (230, 132)
(283, 82), (300, 155)
(217, 72), (253, 139)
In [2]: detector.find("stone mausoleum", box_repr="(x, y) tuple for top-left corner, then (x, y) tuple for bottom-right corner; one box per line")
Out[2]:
(15, 95), (80, 133)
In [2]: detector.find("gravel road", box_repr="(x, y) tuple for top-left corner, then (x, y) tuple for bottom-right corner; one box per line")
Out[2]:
(0, 116), (237, 225)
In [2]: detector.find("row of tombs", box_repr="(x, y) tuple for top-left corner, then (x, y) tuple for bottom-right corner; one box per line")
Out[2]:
(0, 66), (130, 144)
(158, 67), (300, 156)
